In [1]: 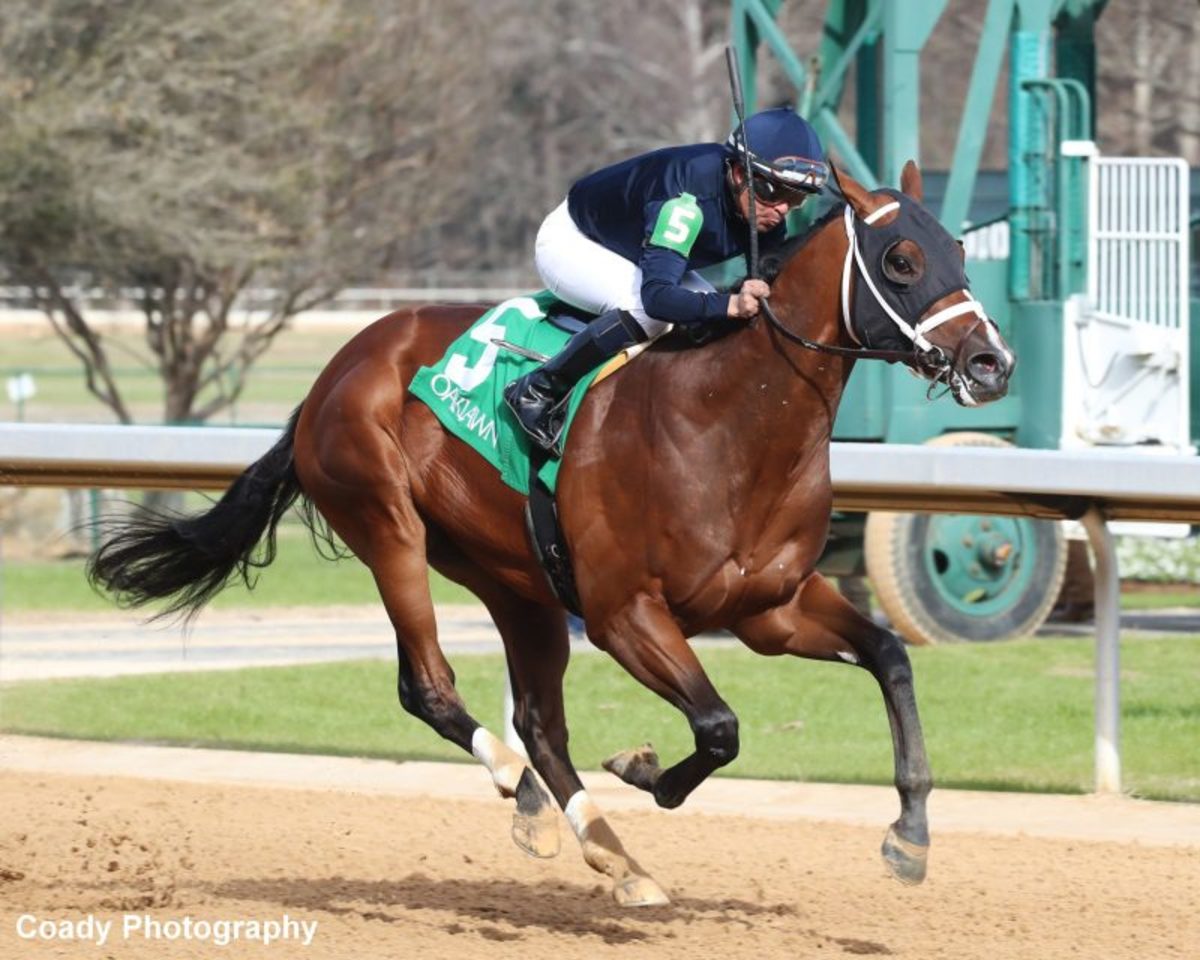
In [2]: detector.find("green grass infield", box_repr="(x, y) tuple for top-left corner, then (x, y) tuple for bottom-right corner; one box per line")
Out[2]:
(2, 635), (1196, 802)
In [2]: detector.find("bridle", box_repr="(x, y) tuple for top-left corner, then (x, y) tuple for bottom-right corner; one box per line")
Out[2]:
(720, 47), (987, 387)
(758, 200), (988, 387)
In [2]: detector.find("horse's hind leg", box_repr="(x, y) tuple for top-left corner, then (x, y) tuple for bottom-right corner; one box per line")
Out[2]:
(447, 565), (669, 906)
(733, 572), (932, 885)
(369, 546), (562, 838)
(302, 464), (540, 836)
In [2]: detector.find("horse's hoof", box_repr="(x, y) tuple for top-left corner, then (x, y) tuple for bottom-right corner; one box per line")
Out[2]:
(512, 808), (560, 859)
(602, 744), (661, 792)
(612, 872), (670, 908)
(881, 824), (928, 885)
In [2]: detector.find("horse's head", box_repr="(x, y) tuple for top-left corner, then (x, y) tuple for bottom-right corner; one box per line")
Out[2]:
(835, 162), (1014, 405)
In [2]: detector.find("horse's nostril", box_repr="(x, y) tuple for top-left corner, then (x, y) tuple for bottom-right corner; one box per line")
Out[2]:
(968, 352), (1000, 380)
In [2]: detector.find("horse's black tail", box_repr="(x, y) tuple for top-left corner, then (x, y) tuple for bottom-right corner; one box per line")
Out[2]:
(88, 407), (305, 621)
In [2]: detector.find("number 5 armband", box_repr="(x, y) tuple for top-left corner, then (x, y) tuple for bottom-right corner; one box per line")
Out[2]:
(649, 193), (704, 257)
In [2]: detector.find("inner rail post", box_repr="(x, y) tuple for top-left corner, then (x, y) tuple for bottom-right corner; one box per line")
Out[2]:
(1081, 504), (1120, 794)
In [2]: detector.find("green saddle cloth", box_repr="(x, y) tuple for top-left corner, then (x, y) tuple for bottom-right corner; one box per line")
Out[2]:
(408, 291), (606, 495)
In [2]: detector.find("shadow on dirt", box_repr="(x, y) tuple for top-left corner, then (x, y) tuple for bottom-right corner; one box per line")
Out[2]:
(207, 873), (854, 948)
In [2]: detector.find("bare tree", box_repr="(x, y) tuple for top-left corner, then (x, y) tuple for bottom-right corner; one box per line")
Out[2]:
(418, 0), (738, 274)
(1096, 0), (1199, 161)
(0, 0), (492, 424)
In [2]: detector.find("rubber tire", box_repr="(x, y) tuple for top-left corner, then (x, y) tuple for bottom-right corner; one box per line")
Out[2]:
(864, 432), (1068, 645)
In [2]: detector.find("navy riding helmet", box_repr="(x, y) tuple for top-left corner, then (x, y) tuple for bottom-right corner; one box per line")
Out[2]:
(726, 107), (829, 197)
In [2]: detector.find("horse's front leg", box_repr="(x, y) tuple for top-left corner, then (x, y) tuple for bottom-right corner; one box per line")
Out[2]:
(733, 572), (933, 885)
(438, 559), (667, 907)
(594, 593), (741, 809)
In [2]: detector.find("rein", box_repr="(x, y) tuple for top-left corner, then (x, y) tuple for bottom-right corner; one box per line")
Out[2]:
(760, 293), (974, 398)
(757, 201), (982, 381)
(760, 302), (915, 363)
(721, 47), (982, 385)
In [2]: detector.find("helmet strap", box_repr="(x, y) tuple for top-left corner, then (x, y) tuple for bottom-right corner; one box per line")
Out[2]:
(725, 162), (752, 218)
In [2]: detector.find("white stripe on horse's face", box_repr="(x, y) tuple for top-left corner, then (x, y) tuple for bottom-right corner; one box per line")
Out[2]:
(984, 318), (1016, 369)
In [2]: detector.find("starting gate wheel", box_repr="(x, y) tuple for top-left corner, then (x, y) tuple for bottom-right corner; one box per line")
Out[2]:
(863, 432), (1068, 645)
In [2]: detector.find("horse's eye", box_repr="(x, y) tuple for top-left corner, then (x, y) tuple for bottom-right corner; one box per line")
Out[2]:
(883, 243), (923, 285)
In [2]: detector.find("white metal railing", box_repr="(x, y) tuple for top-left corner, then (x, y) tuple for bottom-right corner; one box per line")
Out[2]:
(4, 423), (1200, 520)
(1067, 156), (1192, 451)
(1088, 157), (1190, 331)
(4, 422), (1200, 795)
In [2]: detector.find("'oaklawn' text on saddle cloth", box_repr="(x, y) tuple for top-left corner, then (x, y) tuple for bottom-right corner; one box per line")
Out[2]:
(408, 292), (634, 494)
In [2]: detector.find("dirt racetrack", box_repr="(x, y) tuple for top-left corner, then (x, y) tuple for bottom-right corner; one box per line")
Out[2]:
(1, 742), (1196, 960)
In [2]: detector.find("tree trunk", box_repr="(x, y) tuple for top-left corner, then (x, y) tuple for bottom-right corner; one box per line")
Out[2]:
(1181, 4), (1200, 164)
(1130, 0), (1153, 152)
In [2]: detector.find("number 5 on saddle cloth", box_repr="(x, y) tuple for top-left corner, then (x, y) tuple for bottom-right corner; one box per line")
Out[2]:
(409, 291), (643, 611)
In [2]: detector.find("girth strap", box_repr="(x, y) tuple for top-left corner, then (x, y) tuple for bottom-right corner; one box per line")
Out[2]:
(524, 450), (583, 615)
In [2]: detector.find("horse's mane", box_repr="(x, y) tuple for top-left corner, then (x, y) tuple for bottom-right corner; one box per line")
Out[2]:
(759, 200), (846, 284)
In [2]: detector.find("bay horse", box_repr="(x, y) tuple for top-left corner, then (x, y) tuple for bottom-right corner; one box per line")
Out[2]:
(90, 163), (1014, 906)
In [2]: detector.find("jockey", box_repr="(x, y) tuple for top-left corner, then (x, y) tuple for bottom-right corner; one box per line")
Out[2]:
(505, 106), (829, 453)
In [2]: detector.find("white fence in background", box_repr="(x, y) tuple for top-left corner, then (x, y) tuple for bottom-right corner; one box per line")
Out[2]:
(1089, 158), (1190, 331)
(1065, 156), (1191, 451)
(0, 283), (539, 312)
(4, 422), (1200, 795)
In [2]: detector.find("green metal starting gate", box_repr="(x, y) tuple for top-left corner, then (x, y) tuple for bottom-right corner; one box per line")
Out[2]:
(730, 0), (1196, 645)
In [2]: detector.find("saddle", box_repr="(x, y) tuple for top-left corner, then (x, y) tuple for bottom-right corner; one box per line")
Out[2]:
(408, 293), (734, 617)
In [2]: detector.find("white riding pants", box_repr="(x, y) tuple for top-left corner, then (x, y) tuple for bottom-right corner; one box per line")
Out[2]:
(535, 200), (718, 338)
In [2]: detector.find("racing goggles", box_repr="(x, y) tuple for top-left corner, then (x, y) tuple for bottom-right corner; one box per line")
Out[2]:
(747, 155), (828, 204)
(750, 175), (812, 205)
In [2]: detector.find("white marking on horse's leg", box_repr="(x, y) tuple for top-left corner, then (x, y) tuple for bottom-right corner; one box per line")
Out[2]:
(564, 790), (670, 907)
(836, 650), (860, 665)
(563, 790), (600, 838)
(471, 727), (526, 798)
(472, 729), (560, 857)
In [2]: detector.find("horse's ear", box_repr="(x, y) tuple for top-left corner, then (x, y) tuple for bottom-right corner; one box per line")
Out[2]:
(835, 165), (875, 219)
(900, 160), (924, 202)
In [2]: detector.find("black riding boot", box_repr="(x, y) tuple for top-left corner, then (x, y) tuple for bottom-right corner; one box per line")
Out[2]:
(504, 308), (644, 454)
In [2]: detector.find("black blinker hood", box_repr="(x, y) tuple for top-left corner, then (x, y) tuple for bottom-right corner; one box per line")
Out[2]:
(850, 189), (969, 352)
